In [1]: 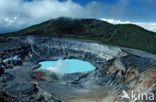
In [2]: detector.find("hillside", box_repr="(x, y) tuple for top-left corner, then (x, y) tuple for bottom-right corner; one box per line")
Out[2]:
(1, 17), (156, 54)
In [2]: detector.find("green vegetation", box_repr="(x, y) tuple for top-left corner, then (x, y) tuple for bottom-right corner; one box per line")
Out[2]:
(1, 17), (156, 54)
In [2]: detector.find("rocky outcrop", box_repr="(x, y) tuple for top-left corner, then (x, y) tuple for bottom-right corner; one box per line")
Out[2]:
(0, 68), (4, 76)
(0, 72), (63, 102)
(31, 71), (58, 81)
(0, 58), (4, 76)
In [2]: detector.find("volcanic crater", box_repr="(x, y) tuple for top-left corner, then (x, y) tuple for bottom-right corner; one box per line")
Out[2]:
(0, 36), (156, 102)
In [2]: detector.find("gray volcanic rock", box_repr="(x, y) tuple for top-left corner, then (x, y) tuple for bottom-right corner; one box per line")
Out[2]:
(0, 58), (4, 76)
(31, 71), (59, 81)
(0, 73), (14, 83)
(3, 82), (38, 95)
(0, 68), (4, 76)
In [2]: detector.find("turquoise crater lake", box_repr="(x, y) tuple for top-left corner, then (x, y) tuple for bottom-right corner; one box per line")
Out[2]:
(39, 59), (95, 73)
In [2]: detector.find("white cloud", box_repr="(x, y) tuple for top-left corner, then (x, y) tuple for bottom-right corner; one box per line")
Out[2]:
(0, 0), (103, 33)
(4, 17), (17, 26)
(100, 18), (156, 32)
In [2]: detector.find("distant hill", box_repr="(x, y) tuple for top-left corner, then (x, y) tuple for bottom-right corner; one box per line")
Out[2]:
(1, 17), (156, 54)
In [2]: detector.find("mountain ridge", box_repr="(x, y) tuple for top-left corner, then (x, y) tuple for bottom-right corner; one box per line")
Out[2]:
(0, 17), (156, 54)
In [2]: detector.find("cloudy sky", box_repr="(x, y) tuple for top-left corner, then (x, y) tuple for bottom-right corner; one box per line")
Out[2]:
(0, 0), (156, 33)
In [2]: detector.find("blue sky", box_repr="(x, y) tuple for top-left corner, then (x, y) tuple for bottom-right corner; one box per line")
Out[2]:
(25, 0), (117, 5)
(23, 0), (156, 22)
(0, 0), (156, 33)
